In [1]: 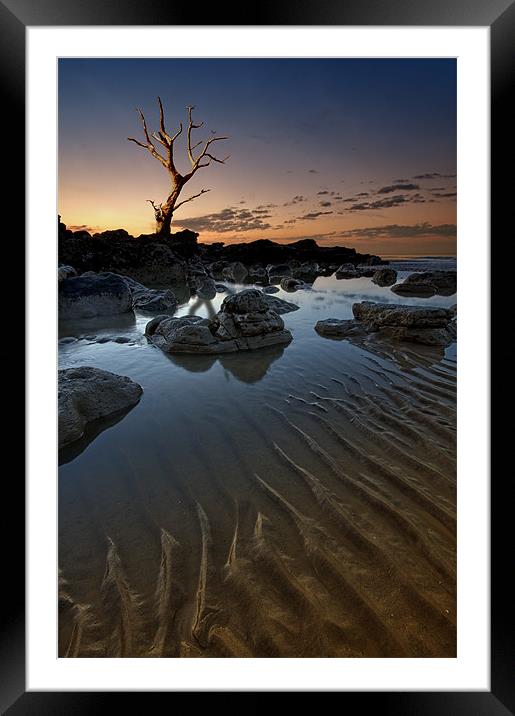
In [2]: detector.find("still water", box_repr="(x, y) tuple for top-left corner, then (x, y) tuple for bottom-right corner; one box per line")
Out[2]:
(58, 260), (457, 658)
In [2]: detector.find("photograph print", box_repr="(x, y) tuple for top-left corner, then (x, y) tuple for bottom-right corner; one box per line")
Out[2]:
(58, 58), (457, 658)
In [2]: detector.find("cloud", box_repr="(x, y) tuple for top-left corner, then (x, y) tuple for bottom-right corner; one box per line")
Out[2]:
(176, 206), (273, 233)
(317, 190), (329, 195)
(345, 194), (415, 211)
(320, 201), (332, 207)
(377, 183), (420, 194)
(338, 222), (456, 240)
(283, 195), (307, 206)
(431, 191), (457, 198)
(298, 210), (333, 220)
(413, 172), (456, 179)
(308, 169), (319, 173)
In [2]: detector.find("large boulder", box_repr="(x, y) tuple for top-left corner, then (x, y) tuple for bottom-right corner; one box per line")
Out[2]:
(59, 272), (133, 319)
(315, 318), (367, 339)
(146, 288), (292, 354)
(261, 294), (300, 315)
(58, 265), (77, 282)
(280, 276), (308, 292)
(352, 301), (454, 328)
(335, 263), (358, 279)
(403, 270), (456, 296)
(371, 268), (398, 287)
(222, 261), (248, 282)
(122, 275), (177, 312)
(267, 263), (292, 279)
(58, 366), (143, 448)
(196, 277), (217, 300)
(315, 302), (456, 346)
(391, 282), (436, 297)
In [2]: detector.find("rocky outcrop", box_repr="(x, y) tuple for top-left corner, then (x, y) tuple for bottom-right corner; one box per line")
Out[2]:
(261, 285), (280, 294)
(335, 263), (358, 279)
(196, 277), (217, 300)
(391, 283), (437, 297)
(261, 294), (300, 315)
(58, 221), (188, 284)
(267, 263), (292, 280)
(222, 261), (248, 282)
(58, 265), (77, 282)
(352, 301), (456, 345)
(145, 288), (292, 354)
(403, 270), (456, 296)
(372, 267), (398, 287)
(59, 272), (133, 319)
(280, 277), (308, 292)
(58, 366), (143, 448)
(315, 318), (367, 338)
(122, 275), (178, 312)
(392, 270), (456, 298)
(316, 302), (456, 346)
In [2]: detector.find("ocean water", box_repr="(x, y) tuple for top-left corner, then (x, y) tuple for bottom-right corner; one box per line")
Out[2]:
(58, 259), (457, 657)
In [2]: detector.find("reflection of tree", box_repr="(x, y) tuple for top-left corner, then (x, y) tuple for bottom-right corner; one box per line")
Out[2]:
(187, 297), (217, 319)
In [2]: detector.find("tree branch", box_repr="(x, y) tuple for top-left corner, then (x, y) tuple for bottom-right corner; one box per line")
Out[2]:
(173, 188), (211, 211)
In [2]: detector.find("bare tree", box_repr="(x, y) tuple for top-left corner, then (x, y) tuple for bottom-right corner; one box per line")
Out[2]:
(128, 98), (229, 237)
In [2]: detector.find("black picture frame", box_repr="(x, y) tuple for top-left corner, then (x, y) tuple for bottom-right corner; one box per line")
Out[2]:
(4, 0), (508, 711)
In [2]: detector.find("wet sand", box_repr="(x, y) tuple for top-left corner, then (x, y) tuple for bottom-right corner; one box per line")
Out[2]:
(58, 270), (456, 658)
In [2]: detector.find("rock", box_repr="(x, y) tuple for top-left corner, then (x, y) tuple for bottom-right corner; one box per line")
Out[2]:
(267, 263), (292, 279)
(215, 283), (228, 293)
(315, 318), (367, 338)
(357, 268), (376, 278)
(58, 265), (77, 282)
(280, 276), (308, 292)
(403, 270), (456, 296)
(335, 263), (358, 279)
(58, 366), (143, 448)
(352, 301), (454, 328)
(146, 288), (292, 354)
(391, 283), (437, 297)
(372, 268), (398, 287)
(196, 277), (217, 300)
(122, 275), (178, 312)
(261, 294), (300, 315)
(261, 285), (280, 294)
(59, 272), (133, 319)
(315, 301), (457, 346)
(222, 261), (248, 282)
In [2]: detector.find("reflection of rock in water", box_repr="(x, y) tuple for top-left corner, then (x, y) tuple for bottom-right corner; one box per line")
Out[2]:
(59, 311), (136, 338)
(166, 344), (285, 383)
(58, 405), (138, 465)
(349, 331), (448, 367)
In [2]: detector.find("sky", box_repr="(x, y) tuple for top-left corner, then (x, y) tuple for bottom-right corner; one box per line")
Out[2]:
(58, 58), (456, 256)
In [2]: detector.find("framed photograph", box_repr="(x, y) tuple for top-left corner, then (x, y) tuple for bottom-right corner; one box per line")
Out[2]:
(5, 0), (508, 711)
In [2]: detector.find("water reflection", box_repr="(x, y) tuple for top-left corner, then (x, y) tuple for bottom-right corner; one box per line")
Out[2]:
(58, 404), (139, 465)
(58, 311), (137, 339)
(166, 343), (286, 383)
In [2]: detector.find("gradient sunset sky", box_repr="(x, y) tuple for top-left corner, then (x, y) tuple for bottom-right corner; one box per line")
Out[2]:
(58, 58), (456, 256)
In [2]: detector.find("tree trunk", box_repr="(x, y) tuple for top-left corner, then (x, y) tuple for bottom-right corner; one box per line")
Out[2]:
(155, 187), (181, 237)
(156, 205), (174, 237)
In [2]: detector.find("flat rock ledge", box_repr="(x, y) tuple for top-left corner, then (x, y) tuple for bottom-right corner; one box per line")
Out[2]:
(315, 301), (456, 346)
(146, 288), (293, 354)
(391, 270), (456, 298)
(58, 366), (143, 448)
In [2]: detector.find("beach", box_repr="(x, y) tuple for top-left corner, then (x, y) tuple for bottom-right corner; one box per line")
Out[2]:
(58, 259), (456, 658)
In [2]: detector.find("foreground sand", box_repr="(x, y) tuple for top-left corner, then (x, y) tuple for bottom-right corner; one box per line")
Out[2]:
(59, 337), (456, 658)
